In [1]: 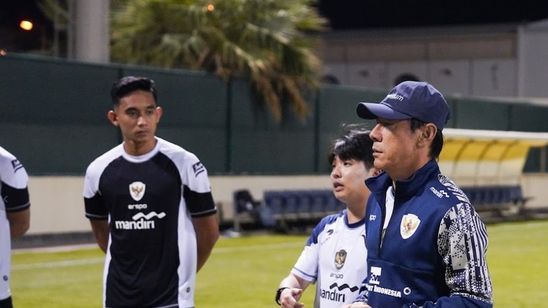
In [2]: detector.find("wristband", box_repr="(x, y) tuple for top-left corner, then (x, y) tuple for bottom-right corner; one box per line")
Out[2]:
(275, 287), (289, 305)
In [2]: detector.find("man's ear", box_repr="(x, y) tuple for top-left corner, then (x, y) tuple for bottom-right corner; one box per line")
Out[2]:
(417, 123), (437, 146)
(107, 110), (118, 126)
(156, 106), (163, 122)
(423, 124), (437, 140)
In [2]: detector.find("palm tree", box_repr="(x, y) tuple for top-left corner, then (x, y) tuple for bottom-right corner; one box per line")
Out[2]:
(110, 0), (326, 121)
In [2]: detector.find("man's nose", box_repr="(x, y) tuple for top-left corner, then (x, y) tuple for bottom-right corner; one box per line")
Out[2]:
(370, 123), (382, 141)
(137, 115), (148, 125)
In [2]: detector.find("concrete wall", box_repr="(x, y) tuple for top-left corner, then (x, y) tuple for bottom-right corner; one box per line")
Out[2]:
(25, 175), (332, 234)
(517, 20), (548, 97)
(24, 174), (548, 235)
(318, 22), (548, 98)
(27, 177), (89, 234)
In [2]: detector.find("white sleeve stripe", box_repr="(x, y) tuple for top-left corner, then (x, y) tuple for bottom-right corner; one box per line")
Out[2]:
(190, 208), (217, 217)
(292, 267), (316, 281)
(6, 202), (30, 212)
(85, 212), (108, 219)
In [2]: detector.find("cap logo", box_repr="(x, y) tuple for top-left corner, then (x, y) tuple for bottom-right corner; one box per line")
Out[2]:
(356, 81), (450, 130)
(386, 93), (404, 101)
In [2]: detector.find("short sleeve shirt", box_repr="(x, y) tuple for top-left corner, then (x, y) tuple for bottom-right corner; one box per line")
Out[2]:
(83, 138), (216, 308)
(0, 146), (30, 300)
(291, 210), (367, 308)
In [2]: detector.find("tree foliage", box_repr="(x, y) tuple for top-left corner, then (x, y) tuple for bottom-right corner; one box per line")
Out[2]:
(111, 0), (326, 121)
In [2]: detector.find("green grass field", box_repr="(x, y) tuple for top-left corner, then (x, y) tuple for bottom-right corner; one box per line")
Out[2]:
(10, 219), (548, 307)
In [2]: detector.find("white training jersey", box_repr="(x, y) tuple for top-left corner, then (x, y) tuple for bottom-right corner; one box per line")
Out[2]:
(83, 138), (216, 308)
(0, 146), (30, 300)
(291, 210), (367, 308)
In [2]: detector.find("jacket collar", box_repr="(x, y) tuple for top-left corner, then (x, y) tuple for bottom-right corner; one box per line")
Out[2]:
(366, 159), (440, 205)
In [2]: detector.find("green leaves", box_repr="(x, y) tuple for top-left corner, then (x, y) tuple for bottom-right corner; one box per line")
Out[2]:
(111, 0), (327, 121)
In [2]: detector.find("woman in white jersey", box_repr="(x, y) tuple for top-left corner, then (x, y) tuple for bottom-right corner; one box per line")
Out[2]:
(276, 127), (378, 308)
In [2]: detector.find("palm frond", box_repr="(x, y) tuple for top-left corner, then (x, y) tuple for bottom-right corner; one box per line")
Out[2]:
(110, 0), (326, 121)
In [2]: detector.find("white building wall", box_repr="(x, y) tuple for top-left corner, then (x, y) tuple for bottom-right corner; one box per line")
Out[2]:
(518, 20), (548, 97)
(346, 62), (388, 89)
(327, 57), (517, 97)
(24, 175), (548, 235)
(427, 60), (471, 96)
(319, 22), (548, 99)
(472, 58), (517, 96)
(386, 61), (428, 86)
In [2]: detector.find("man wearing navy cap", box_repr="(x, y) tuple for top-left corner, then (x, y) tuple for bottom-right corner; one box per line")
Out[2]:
(347, 81), (493, 307)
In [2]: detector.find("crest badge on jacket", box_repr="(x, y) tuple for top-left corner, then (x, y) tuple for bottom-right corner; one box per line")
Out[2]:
(400, 214), (420, 239)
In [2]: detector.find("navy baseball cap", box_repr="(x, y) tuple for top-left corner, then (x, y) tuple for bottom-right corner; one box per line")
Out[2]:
(356, 81), (450, 130)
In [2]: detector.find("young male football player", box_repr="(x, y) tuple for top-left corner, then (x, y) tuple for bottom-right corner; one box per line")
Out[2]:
(83, 76), (219, 308)
(276, 128), (378, 308)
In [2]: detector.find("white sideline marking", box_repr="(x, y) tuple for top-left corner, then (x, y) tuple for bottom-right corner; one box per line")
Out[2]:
(11, 241), (304, 271)
(12, 258), (104, 271)
(13, 243), (98, 254)
(212, 242), (303, 254)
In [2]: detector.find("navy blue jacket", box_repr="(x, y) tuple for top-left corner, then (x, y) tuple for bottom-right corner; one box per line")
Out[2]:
(358, 160), (493, 307)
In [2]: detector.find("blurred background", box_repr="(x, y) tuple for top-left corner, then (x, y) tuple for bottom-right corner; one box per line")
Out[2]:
(3, 1), (548, 307)
(2, 0), (548, 240)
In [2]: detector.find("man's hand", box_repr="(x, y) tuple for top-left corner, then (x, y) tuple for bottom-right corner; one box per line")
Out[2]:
(280, 287), (305, 308)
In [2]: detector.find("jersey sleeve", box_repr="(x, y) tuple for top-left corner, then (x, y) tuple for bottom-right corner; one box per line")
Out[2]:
(291, 215), (335, 282)
(83, 163), (108, 220)
(182, 157), (216, 218)
(0, 154), (30, 212)
(291, 241), (319, 283)
(433, 202), (493, 307)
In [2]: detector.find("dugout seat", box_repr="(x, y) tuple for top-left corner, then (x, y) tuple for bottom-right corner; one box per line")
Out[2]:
(324, 191), (343, 213)
(233, 189), (260, 214)
(232, 189), (262, 231)
(263, 191), (285, 216)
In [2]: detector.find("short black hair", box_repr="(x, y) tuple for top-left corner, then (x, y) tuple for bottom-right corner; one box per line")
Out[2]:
(328, 127), (374, 170)
(111, 76), (158, 105)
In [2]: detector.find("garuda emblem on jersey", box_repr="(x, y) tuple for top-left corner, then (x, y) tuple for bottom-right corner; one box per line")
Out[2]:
(334, 249), (347, 269)
(129, 181), (146, 201)
(400, 214), (420, 239)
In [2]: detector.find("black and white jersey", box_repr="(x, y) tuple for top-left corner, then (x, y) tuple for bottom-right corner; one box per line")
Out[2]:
(291, 210), (367, 308)
(0, 146), (30, 301)
(83, 138), (216, 308)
